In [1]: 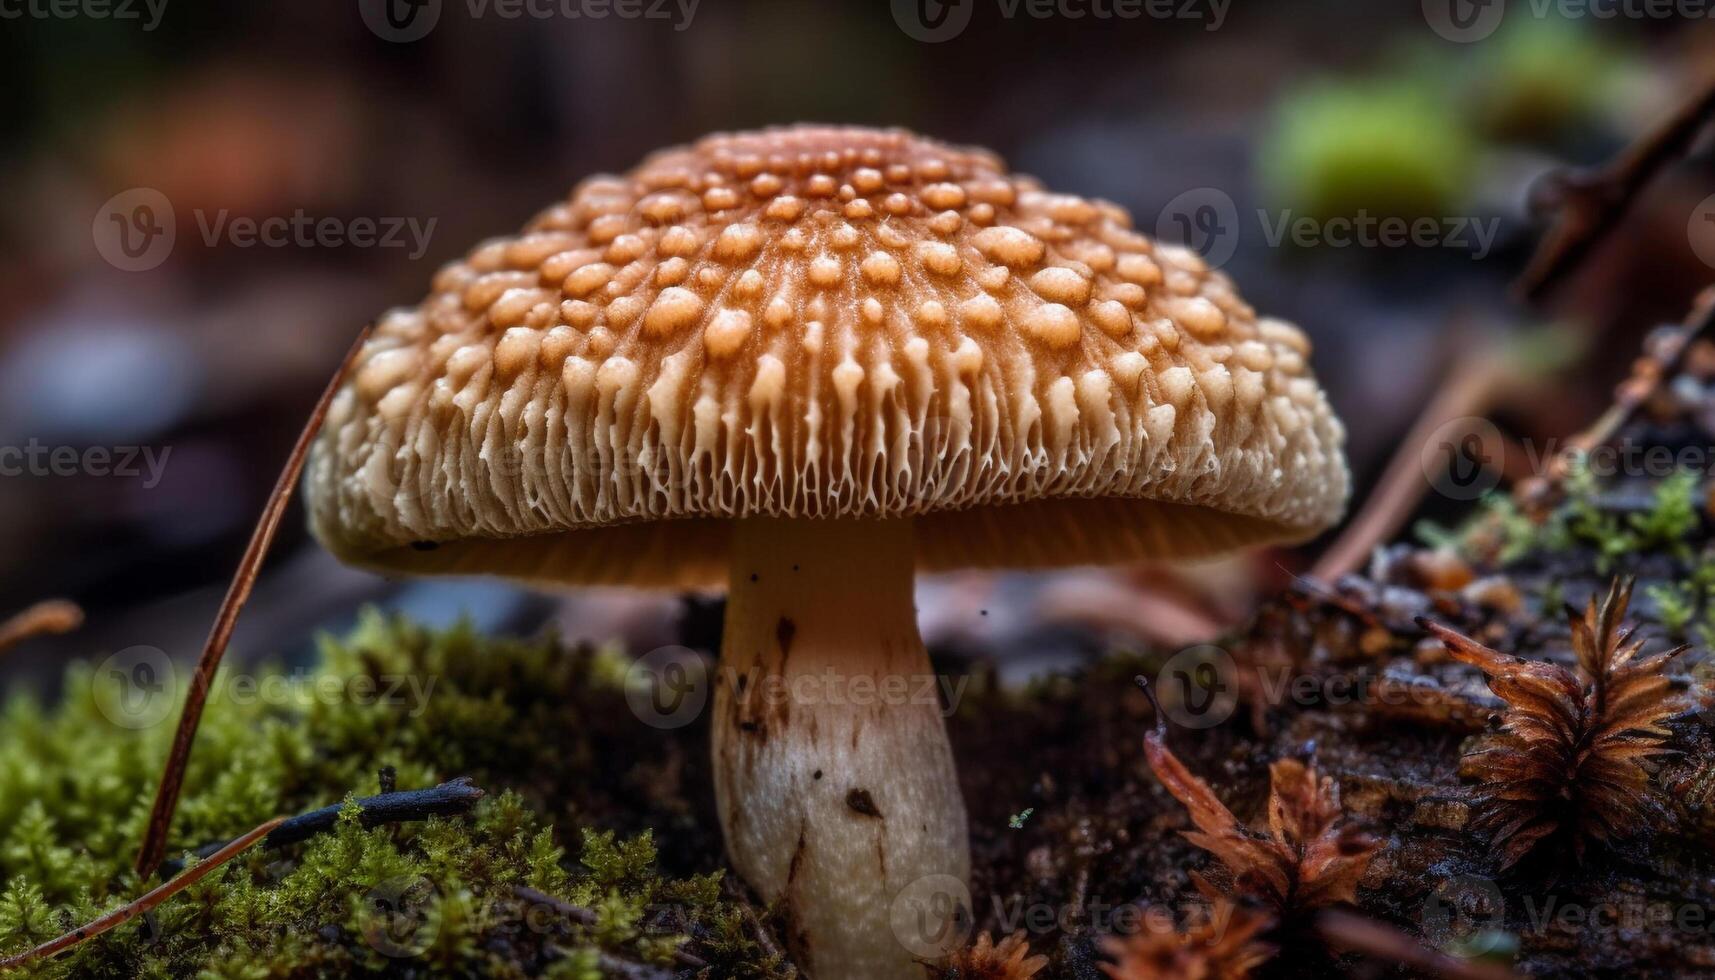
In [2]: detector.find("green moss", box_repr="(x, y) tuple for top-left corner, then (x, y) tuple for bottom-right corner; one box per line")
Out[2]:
(1470, 19), (1626, 143)
(0, 613), (792, 979)
(1646, 582), (1697, 636)
(1260, 80), (1477, 225)
(1440, 460), (1708, 584)
(1629, 470), (1701, 560)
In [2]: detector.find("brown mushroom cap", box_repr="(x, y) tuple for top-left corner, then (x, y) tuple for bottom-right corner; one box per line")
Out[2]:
(307, 125), (1347, 587)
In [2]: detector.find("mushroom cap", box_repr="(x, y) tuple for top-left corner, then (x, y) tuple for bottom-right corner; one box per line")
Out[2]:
(307, 126), (1347, 587)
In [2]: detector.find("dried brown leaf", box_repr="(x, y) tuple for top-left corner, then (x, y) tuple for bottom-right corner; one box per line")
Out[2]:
(1099, 901), (1275, 980)
(1138, 679), (1379, 912)
(1421, 577), (1686, 867)
(941, 930), (1048, 980)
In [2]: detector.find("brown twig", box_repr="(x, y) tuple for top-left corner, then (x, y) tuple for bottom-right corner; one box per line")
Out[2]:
(0, 599), (84, 656)
(1315, 908), (1520, 980)
(1311, 344), (1510, 582)
(1515, 290), (1715, 515)
(513, 885), (598, 926)
(1515, 74), (1715, 304)
(744, 904), (783, 962)
(0, 816), (284, 972)
(136, 323), (373, 877)
(1037, 575), (1227, 647)
(160, 778), (486, 876)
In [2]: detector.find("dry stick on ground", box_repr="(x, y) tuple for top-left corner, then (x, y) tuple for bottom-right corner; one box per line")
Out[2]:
(1321, 66), (1715, 579)
(725, 881), (784, 963)
(159, 778), (487, 875)
(135, 323), (375, 877)
(1514, 290), (1715, 515)
(1514, 73), (1715, 305)
(0, 599), (84, 656)
(1506, 76), (1715, 513)
(1310, 343), (1511, 582)
(0, 816), (285, 973)
(1314, 909), (1520, 980)
(1037, 575), (1229, 646)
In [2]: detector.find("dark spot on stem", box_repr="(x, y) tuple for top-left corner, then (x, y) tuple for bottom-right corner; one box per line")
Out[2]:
(410, 540), (439, 552)
(846, 788), (883, 818)
(749, 572), (759, 583)
(776, 617), (796, 659)
(813, 769), (823, 780)
(788, 827), (808, 885)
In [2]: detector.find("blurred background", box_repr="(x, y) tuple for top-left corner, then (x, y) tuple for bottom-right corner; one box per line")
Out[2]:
(3, 0), (1714, 690)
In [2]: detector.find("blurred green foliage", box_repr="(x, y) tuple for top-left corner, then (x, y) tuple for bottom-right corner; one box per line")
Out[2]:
(1260, 19), (1631, 229)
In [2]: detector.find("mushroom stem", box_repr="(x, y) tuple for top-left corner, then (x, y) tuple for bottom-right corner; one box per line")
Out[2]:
(714, 517), (970, 979)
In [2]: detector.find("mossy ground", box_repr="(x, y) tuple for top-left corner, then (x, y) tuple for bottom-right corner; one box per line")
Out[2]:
(3, 441), (1714, 978)
(0, 617), (790, 979)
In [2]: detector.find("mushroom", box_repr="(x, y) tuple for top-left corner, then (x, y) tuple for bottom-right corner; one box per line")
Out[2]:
(305, 126), (1348, 978)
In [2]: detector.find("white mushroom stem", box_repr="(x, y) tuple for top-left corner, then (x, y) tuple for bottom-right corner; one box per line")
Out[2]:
(713, 517), (970, 979)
